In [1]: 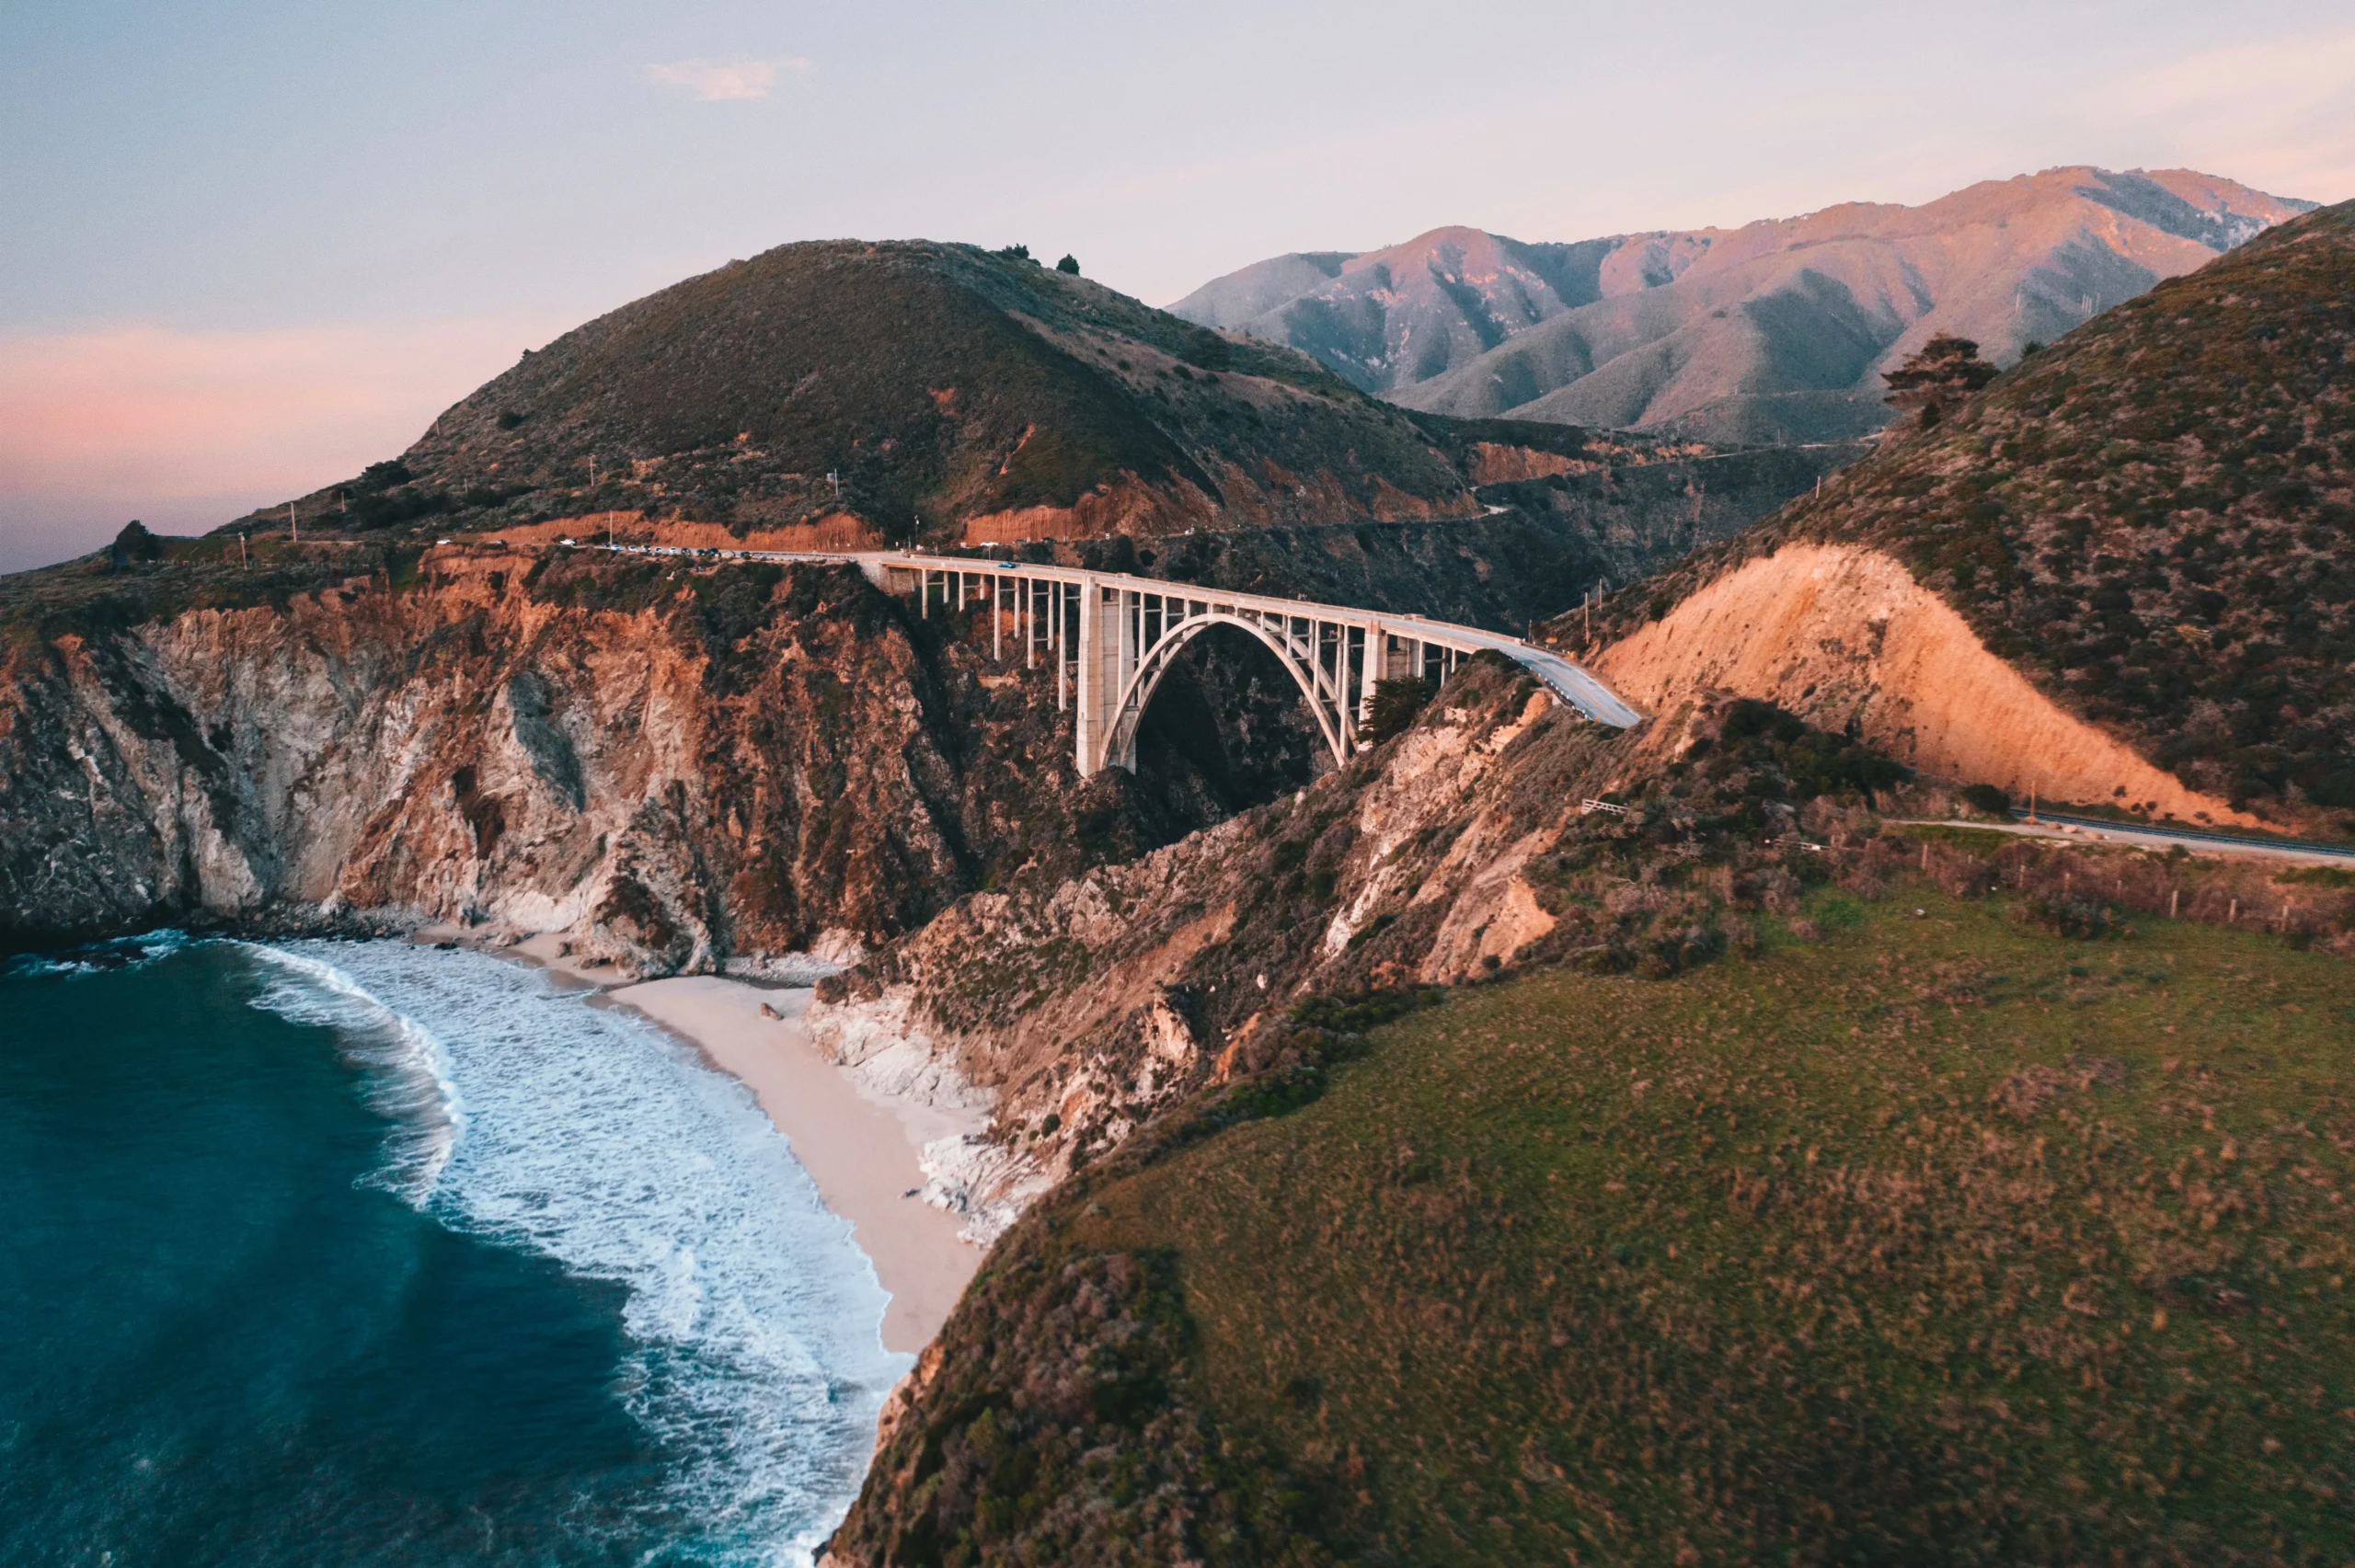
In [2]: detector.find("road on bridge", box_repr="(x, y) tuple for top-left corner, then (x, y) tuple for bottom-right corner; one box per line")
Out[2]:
(582, 542), (1646, 776)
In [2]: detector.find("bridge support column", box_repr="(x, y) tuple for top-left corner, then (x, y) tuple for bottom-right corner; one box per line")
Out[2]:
(1074, 579), (1115, 774)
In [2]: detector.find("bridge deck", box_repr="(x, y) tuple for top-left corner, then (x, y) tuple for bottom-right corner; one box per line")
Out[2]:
(591, 544), (1646, 732)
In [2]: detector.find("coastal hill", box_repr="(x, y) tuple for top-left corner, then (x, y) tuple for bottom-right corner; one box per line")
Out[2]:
(1571, 196), (2355, 835)
(215, 239), (1832, 560)
(372, 240), (1471, 549)
(116, 236), (1861, 615)
(1170, 167), (2314, 443)
(814, 663), (2355, 1564)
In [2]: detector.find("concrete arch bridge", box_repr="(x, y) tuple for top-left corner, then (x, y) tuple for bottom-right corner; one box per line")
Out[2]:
(607, 545), (1644, 776)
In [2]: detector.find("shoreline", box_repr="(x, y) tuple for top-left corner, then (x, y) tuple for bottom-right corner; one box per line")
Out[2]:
(490, 933), (987, 1355)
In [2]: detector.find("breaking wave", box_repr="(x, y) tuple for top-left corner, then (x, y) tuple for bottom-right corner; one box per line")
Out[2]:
(244, 940), (906, 1565)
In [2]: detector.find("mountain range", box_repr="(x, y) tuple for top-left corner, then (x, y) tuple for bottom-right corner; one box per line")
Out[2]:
(1170, 166), (2315, 444)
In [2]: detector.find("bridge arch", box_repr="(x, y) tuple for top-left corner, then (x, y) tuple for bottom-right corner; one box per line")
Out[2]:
(1101, 610), (1346, 774)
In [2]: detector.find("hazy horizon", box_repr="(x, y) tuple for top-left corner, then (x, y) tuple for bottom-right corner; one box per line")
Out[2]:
(6, 0), (2354, 574)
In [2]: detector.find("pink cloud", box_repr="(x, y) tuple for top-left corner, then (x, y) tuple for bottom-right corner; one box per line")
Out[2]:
(647, 56), (810, 102)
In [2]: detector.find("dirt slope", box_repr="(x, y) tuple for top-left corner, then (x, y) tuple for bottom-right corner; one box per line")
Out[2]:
(1591, 542), (2257, 824)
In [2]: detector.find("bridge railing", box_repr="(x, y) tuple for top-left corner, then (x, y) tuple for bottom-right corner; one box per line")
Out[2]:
(587, 544), (1645, 773)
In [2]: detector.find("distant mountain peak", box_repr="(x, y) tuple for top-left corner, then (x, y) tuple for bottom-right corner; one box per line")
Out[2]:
(1169, 166), (2316, 445)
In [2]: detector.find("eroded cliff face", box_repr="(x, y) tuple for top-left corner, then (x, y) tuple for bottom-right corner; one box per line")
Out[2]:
(0, 545), (1241, 967)
(807, 659), (1652, 1239)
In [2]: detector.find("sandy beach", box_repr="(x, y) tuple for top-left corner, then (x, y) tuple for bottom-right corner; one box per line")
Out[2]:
(495, 934), (986, 1354)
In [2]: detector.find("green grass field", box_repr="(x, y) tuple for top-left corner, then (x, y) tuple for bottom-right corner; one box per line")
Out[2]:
(1067, 891), (2355, 1564)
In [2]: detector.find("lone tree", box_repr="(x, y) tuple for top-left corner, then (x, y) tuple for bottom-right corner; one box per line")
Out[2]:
(1882, 333), (1997, 427)
(1055, 254), (1080, 275)
(108, 520), (162, 569)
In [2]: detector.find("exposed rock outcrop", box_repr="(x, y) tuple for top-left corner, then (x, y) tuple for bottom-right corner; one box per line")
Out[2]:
(1560, 197), (2355, 830)
(0, 547), (1247, 965)
(807, 658), (1653, 1232)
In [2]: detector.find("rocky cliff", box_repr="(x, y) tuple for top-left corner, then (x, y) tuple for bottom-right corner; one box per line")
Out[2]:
(804, 656), (1666, 1239)
(0, 544), (1283, 961)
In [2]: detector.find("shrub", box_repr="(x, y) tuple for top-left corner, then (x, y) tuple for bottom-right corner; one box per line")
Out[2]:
(1362, 676), (1434, 743)
(354, 459), (414, 493)
(108, 521), (162, 568)
(1960, 783), (2012, 816)
(2018, 895), (2128, 939)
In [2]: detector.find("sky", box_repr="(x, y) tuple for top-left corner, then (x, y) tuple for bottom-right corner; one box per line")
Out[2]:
(5, 0), (2353, 573)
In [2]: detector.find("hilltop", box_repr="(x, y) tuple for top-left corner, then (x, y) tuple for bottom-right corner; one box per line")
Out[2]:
(1172, 167), (2313, 443)
(188, 240), (1833, 567)
(223, 240), (1453, 551)
(1568, 198), (2355, 834)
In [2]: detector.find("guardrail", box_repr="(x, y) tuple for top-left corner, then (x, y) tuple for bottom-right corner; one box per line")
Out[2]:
(2011, 807), (2355, 862)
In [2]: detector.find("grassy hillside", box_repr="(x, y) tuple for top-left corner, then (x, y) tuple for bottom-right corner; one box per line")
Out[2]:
(1567, 199), (2355, 827)
(832, 887), (2355, 1565)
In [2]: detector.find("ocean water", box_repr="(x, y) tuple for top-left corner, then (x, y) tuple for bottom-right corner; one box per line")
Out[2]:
(0, 934), (905, 1567)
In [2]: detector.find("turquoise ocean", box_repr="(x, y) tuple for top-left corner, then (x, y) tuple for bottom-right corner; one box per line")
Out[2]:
(0, 934), (904, 1567)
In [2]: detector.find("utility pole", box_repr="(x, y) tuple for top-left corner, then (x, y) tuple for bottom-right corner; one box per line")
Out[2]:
(290, 500), (299, 543)
(827, 470), (842, 501)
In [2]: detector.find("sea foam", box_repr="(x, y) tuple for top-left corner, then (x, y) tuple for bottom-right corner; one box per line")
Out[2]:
(244, 940), (905, 1566)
